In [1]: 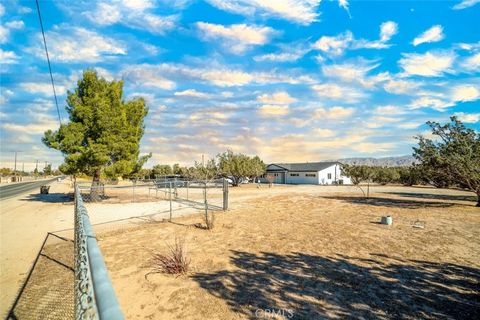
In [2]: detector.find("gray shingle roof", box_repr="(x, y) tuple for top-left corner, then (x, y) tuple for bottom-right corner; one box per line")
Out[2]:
(267, 161), (339, 172)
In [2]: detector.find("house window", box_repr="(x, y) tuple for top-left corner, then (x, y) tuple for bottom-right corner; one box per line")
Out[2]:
(290, 173), (299, 176)
(274, 173), (279, 177)
(327, 173), (332, 179)
(306, 174), (316, 177)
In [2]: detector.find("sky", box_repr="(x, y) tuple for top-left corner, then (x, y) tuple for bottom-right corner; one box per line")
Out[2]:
(0, 0), (479, 170)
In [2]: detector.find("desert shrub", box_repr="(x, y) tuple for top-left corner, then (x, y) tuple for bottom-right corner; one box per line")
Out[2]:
(147, 238), (189, 275)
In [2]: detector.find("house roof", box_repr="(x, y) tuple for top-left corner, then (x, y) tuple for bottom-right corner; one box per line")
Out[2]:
(267, 161), (339, 172)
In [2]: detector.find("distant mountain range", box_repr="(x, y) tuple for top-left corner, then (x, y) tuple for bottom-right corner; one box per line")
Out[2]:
(337, 155), (417, 167)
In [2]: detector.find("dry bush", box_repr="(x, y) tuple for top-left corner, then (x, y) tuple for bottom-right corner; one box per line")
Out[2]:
(146, 238), (190, 276)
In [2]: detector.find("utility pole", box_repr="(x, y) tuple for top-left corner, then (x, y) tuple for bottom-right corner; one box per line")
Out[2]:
(35, 160), (39, 179)
(14, 152), (17, 175)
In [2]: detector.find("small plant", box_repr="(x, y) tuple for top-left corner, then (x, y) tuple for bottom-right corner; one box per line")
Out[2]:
(204, 207), (215, 230)
(147, 238), (190, 276)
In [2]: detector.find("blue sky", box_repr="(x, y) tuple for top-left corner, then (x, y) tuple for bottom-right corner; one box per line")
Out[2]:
(0, 0), (479, 169)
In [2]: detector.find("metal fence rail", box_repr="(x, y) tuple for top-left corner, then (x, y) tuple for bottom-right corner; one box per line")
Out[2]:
(74, 184), (124, 320)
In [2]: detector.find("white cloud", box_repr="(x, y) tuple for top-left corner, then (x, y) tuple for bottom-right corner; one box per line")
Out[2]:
(413, 25), (445, 46)
(460, 53), (480, 72)
(2, 118), (59, 135)
(352, 21), (398, 49)
(257, 91), (296, 104)
(196, 22), (275, 54)
(0, 25), (7, 43)
(95, 67), (114, 81)
(373, 105), (405, 115)
(455, 42), (480, 51)
(0, 49), (19, 64)
(321, 61), (390, 88)
(383, 79), (421, 94)
(409, 96), (452, 111)
(313, 21), (398, 56)
(258, 104), (290, 117)
(18, 6), (32, 14)
(174, 89), (210, 98)
(313, 31), (353, 56)
(19, 82), (67, 96)
(253, 43), (308, 62)
(380, 21), (398, 42)
(399, 51), (455, 77)
(313, 128), (335, 138)
(86, 2), (121, 25)
(454, 112), (480, 123)
(205, 0), (321, 25)
(122, 63), (312, 88)
(451, 85), (480, 102)
(122, 65), (176, 89)
(83, 1), (177, 34)
(397, 122), (422, 129)
(122, 0), (155, 10)
(29, 27), (126, 63)
(365, 115), (402, 129)
(5, 20), (24, 29)
(452, 0), (480, 10)
(313, 106), (355, 119)
(311, 84), (366, 103)
(338, 0), (351, 17)
(0, 20), (25, 44)
(408, 84), (479, 111)
(322, 62), (375, 81)
(182, 109), (231, 127)
(353, 142), (395, 153)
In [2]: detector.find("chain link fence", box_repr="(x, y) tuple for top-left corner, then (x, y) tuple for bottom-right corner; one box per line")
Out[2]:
(77, 177), (229, 213)
(74, 183), (124, 320)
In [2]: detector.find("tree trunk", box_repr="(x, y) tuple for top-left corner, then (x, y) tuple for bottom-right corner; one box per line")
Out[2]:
(90, 169), (102, 202)
(477, 193), (480, 207)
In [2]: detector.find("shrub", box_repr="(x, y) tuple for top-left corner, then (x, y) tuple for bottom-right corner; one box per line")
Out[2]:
(147, 238), (190, 275)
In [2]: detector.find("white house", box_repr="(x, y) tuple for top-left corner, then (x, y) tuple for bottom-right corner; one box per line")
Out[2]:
(261, 162), (352, 185)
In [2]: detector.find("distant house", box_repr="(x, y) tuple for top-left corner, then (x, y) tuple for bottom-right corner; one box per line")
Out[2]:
(261, 162), (352, 185)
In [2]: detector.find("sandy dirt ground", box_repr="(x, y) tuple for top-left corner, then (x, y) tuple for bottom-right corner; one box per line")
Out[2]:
(88, 184), (480, 319)
(1, 183), (479, 318)
(0, 179), (200, 316)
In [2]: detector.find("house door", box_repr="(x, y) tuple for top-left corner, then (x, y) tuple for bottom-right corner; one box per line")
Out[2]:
(274, 172), (285, 184)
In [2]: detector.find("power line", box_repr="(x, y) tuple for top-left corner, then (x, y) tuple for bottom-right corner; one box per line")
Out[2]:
(35, 0), (62, 126)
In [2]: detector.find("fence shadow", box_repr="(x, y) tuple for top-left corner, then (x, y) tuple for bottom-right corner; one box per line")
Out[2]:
(19, 192), (73, 204)
(320, 195), (455, 209)
(192, 251), (479, 319)
(381, 192), (477, 204)
(7, 233), (74, 320)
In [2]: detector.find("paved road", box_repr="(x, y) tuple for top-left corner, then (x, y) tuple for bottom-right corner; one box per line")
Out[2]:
(0, 178), (59, 200)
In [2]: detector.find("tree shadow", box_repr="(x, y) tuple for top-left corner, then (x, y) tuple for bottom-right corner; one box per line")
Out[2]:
(320, 195), (455, 209)
(382, 192), (477, 204)
(19, 193), (73, 204)
(192, 251), (479, 319)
